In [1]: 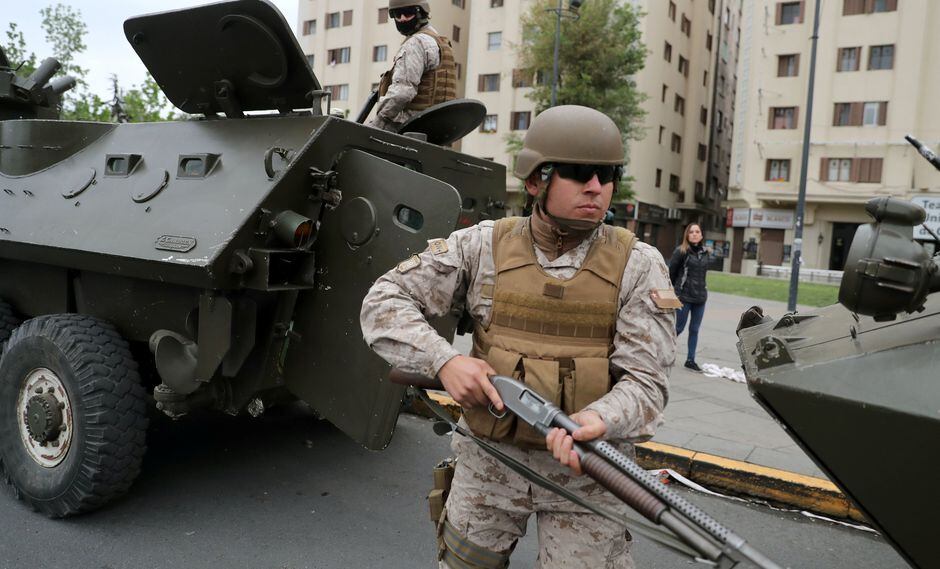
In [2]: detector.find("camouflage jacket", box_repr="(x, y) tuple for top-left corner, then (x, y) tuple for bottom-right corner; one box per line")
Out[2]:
(360, 219), (677, 443)
(368, 25), (442, 131)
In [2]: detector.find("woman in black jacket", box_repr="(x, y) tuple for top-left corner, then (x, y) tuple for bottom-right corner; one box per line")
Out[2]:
(669, 223), (709, 371)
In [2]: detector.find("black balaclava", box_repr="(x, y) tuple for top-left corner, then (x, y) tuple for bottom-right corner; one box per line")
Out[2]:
(395, 8), (429, 36)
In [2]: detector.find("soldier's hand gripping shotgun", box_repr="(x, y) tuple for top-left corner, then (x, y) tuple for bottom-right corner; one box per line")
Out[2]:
(390, 369), (783, 569)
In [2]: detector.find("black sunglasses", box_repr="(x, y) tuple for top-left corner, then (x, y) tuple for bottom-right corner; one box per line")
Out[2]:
(550, 163), (623, 185)
(389, 6), (421, 19)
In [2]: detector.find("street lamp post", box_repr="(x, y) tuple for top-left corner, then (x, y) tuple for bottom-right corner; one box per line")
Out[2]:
(548, 0), (582, 107)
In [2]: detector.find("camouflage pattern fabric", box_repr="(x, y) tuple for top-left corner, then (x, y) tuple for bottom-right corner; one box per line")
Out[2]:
(368, 25), (442, 132)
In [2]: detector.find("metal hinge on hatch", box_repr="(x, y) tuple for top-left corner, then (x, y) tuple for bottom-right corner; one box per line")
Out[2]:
(309, 167), (341, 210)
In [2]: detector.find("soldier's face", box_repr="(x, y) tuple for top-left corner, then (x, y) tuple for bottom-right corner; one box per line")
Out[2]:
(527, 171), (613, 222)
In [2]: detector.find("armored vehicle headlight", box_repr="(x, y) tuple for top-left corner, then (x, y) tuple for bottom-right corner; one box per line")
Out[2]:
(273, 210), (314, 249)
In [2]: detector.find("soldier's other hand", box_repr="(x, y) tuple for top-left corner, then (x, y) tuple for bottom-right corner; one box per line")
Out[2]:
(546, 411), (606, 476)
(438, 355), (503, 411)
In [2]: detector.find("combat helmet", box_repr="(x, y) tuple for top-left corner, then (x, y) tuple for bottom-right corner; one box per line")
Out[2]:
(389, 0), (431, 14)
(514, 105), (623, 180)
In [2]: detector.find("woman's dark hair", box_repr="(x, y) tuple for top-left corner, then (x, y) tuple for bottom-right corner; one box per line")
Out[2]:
(679, 223), (703, 254)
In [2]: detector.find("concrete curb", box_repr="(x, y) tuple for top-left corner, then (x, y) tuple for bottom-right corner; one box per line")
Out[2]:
(404, 394), (866, 524)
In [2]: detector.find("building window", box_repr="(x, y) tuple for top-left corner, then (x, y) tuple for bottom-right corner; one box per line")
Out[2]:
(778, 54), (799, 77)
(674, 94), (685, 116)
(695, 181), (705, 199)
(480, 114), (497, 133)
(834, 102), (887, 126)
(678, 56), (689, 77)
(452, 0), (465, 7)
(717, 110), (724, 132)
(700, 106), (708, 125)
(326, 12), (340, 29)
(837, 47), (860, 72)
(671, 133), (682, 153)
(658, 126), (665, 144)
(669, 174), (680, 193)
(869, 45), (895, 70)
(766, 159), (791, 181)
(844, 0), (897, 15)
(681, 15), (691, 36)
(342, 10), (353, 26)
(373, 45), (387, 62)
(668, 1), (677, 21)
(664, 42), (672, 62)
(769, 106), (798, 129)
(491, 0), (504, 6)
(303, 19), (316, 35)
(661, 84), (668, 102)
(821, 158), (883, 182)
(512, 68), (533, 88)
(510, 111), (531, 130)
(698, 144), (707, 161)
(325, 84), (349, 101)
(706, 32), (713, 51)
(378, 8), (388, 24)
(655, 169), (662, 188)
(487, 32), (502, 51)
(455, 62), (462, 79)
(776, 2), (803, 25)
(328, 47), (351, 65)
(703, 70), (709, 87)
(453, 26), (461, 42)
(305, 54), (314, 68)
(478, 74), (500, 92)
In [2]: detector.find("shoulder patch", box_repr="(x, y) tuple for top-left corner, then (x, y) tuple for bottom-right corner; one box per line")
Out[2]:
(428, 238), (449, 255)
(650, 289), (683, 310)
(397, 255), (421, 273)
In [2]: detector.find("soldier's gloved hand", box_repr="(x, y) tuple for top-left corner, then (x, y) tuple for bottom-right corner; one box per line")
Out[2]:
(438, 355), (504, 411)
(546, 411), (607, 476)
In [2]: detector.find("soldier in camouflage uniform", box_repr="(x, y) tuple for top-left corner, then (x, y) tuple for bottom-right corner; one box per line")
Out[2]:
(368, 0), (457, 133)
(361, 105), (678, 568)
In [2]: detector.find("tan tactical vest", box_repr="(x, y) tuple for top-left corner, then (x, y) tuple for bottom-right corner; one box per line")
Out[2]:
(379, 29), (457, 111)
(464, 217), (637, 448)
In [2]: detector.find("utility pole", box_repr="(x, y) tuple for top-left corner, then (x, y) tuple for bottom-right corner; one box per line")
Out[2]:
(787, 0), (821, 312)
(549, 0), (582, 107)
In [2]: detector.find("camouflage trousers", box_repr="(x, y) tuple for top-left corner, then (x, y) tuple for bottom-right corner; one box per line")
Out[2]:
(440, 428), (635, 569)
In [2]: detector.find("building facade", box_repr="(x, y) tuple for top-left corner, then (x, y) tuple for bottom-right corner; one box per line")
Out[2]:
(727, 0), (940, 274)
(296, 0), (742, 261)
(296, 0), (471, 117)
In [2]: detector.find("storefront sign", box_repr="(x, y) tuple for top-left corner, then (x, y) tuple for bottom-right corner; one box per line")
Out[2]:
(911, 196), (940, 241)
(749, 208), (794, 229)
(730, 208), (751, 227)
(637, 202), (668, 224)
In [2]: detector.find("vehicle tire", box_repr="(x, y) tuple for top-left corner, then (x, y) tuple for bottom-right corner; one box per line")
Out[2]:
(0, 300), (19, 354)
(0, 314), (149, 517)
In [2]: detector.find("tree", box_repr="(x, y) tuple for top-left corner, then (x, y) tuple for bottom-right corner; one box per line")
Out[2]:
(2, 4), (174, 122)
(508, 0), (648, 201)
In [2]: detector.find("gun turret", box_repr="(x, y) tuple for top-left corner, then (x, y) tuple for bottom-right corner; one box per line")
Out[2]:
(0, 50), (76, 120)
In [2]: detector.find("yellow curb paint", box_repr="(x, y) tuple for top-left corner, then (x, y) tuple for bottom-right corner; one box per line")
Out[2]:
(403, 394), (866, 523)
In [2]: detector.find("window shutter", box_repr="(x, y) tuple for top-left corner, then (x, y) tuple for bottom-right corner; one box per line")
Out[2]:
(766, 160), (772, 181)
(850, 102), (864, 126)
(871, 158), (884, 182)
(768, 108), (775, 129)
(792, 107), (799, 128)
(478, 75), (484, 92)
(878, 102), (888, 125)
(799, 1), (806, 22)
(776, 2), (783, 24)
(343, 10), (352, 26)
(863, 0), (875, 13)
(886, 0), (898, 10)
(853, 47), (861, 71)
(794, 54), (800, 76)
(820, 158), (829, 181)
(850, 159), (861, 183)
(833, 103), (841, 126)
(778, 57), (786, 76)
(858, 158), (871, 182)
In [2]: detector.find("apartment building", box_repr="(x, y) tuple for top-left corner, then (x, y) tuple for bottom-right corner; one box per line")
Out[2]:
(296, 0), (741, 260)
(727, 0), (940, 274)
(296, 0), (471, 116)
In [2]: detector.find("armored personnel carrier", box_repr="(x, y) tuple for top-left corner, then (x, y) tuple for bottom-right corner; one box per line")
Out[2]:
(738, 140), (940, 569)
(0, 0), (505, 517)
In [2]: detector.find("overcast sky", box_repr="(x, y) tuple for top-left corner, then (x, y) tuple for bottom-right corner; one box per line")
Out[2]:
(2, 0), (299, 102)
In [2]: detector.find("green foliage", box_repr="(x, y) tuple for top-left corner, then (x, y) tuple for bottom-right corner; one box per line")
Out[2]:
(2, 4), (174, 123)
(708, 273), (839, 308)
(517, 0), (647, 141)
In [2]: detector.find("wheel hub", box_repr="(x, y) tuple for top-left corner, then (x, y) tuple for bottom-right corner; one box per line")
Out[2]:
(24, 392), (63, 444)
(16, 368), (73, 468)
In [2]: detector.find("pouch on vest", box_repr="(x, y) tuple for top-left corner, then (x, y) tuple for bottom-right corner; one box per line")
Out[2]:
(563, 357), (611, 416)
(512, 358), (561, 447)
(462, 346), (519, 441)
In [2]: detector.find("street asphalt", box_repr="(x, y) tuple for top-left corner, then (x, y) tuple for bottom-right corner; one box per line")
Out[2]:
(453, 290), (829, 479)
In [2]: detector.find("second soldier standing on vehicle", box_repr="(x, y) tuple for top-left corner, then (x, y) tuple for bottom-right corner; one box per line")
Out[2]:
(367, 0), (457, 133)
(361, 105), (679, 568)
